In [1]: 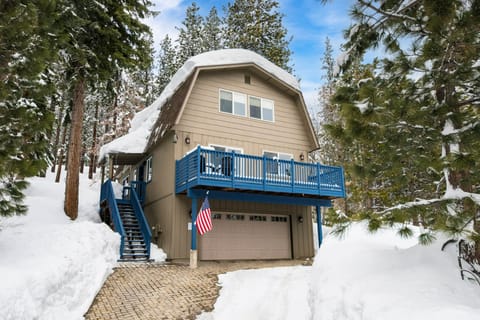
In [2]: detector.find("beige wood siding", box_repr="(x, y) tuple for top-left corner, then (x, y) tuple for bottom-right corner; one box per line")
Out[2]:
(175, 68), (315, 158)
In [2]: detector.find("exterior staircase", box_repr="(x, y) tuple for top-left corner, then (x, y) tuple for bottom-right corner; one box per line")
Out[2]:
(117, 202), (149, 261)
(100, 180), (151, 262)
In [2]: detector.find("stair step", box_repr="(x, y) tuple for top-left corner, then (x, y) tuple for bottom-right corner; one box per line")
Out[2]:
(125, 236), (145, 242)
(124, 248), (146, 252)
(123, 226), (140, 229)
(125, 237), (145, 243)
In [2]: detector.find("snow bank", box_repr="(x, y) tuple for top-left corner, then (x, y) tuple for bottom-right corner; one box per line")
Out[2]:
(0, 171), (119, 320)
(198, 223), (480, 320)
(198, 266), (311, 320)
(310, 224), (480, 320)
(99, 49), (300, 161)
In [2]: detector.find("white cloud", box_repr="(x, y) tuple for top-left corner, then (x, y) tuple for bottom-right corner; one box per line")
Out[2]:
(153, 0), (182, 11)
(144, 0), (185, 49)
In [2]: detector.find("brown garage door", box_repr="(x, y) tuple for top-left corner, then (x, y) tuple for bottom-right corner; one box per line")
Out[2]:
(199, 213), (291, 260)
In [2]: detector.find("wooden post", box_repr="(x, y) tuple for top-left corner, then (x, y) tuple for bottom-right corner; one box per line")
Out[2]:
(101, 164), (105, 184)
(108, 156), (114, 180)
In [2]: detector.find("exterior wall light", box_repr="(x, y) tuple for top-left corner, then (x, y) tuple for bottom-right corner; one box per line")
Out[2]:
(185, 136), (191, 144)
(172, 133), (178, 143)
(298, 216), (304, 223)
(299, 153), (305, 161)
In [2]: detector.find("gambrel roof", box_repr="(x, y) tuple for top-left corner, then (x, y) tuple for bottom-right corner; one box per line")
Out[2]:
(100, 49), (318, 163)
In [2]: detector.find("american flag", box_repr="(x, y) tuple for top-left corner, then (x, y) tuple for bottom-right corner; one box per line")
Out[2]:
(195, 196), (212, 235)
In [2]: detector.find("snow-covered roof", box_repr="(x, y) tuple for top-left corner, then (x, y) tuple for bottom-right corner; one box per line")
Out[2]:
(99, 49), (301, 162)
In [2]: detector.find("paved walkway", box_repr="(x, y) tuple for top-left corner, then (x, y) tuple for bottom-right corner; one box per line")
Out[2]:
(85, 260), (308, 320)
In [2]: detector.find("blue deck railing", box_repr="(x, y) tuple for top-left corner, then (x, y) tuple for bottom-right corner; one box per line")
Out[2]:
(175, 146), (346, 198)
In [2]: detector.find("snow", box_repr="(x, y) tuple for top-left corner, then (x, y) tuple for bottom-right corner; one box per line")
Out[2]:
(198, 223), (480, 320)
(99, 49), (300, 162)
(354, 98), (370, 113)
(0, 171), (165, 320)
(2, 172), (479, 320)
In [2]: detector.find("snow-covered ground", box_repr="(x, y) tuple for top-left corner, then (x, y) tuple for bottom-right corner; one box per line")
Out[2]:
(0, 170), (165, 320)
(199, 224), (480, 320)
(1, 171), (479, 320)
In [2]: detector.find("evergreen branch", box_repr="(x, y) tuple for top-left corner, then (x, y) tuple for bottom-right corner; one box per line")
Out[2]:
(358, 0), (419, 24)
(377, 191), (480, 215)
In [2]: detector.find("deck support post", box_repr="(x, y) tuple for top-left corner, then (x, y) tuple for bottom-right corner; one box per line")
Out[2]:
(316, 205), (323, 247)
(190, 196), (198, 268)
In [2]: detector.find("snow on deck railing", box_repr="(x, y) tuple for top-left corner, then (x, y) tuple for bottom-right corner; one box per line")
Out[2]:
(175, 146), (346, 198)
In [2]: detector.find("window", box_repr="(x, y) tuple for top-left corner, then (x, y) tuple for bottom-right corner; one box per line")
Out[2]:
(226, 214), (245, 220)
(220, 89), (274, 121)
(271, 216), (288, 222)
(145, 156), (153, 182)
(220, 89), (246, 116)
(263, 151), (293, 176)
(249, 97), (261, 119)
(250, 96), (274, 121)
(208, 145), (243, 176)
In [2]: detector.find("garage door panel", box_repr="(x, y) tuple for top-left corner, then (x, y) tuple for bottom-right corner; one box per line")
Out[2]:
(199, 213), (291, 260)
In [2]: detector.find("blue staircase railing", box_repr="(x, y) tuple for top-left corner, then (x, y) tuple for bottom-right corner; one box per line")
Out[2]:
(100, 179), (151, 259)
(122, 181), (151, 258)
(100, 179), (126, 256)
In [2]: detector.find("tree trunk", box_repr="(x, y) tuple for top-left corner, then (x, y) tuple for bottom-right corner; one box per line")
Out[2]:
(88, 102), (99, 179)
(55, 123), (68, 183)
(51, 109), (62, 173)
(80, 143), (85, 174)
(64, 77), (85, 220)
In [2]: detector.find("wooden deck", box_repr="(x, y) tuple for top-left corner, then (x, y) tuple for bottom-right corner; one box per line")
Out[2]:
(175, 147), (345, 199)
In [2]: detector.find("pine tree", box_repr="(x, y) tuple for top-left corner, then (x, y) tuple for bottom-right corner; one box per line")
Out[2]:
(0, 1), (58, 216)
(224, 0), (293, 72)
(156, 35), (179, 95)
(316, 37), (339, 166)
(327, 0), (480, 252)
(61, 0), (153, 220)
(202, 7), (223, 51)
(176, 2), (204, 66)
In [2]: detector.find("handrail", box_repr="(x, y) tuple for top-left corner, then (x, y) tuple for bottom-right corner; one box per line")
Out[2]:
(127, 181), (151, 259)
(130, 181), (146, 205)
(100, 179), (125, 256)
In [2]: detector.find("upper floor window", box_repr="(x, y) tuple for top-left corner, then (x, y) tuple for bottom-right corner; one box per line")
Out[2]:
(220, 90), (246, 116)
(220, 89), (274, 122)
(250, 96), (274, 122)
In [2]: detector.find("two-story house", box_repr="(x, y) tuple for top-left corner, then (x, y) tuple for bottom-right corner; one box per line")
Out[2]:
(99, 49), (345, 266)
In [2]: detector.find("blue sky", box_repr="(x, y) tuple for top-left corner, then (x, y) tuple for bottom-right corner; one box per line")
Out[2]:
(145, 0), (356, 113)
